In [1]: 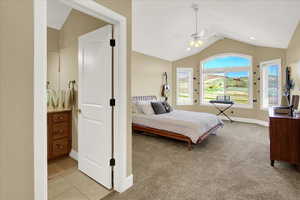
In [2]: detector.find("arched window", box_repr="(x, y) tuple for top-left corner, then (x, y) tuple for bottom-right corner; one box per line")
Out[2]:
(200, 54), (253, 107)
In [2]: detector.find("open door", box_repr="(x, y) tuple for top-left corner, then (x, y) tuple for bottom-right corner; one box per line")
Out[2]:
(78, 25), (113, 189)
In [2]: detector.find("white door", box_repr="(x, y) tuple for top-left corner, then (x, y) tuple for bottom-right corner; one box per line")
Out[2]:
(78, 25), (113, 189)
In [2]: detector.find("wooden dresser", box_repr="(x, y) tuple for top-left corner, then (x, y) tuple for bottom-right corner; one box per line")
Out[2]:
(48, 110), (72, 160)
(269, 108), (300, 169)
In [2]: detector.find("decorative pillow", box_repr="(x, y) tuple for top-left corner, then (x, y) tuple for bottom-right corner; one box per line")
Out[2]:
(151, 101), (167, 114)
(162, 101), (173, 113)
(136, 101), (155, 115)
(132, 102), (139, 114)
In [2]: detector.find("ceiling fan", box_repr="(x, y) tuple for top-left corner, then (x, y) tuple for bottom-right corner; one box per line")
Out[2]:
(187, 4), (207, 50)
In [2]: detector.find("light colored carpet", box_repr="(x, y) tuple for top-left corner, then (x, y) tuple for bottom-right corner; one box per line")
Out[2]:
(104, 122), (300, 200)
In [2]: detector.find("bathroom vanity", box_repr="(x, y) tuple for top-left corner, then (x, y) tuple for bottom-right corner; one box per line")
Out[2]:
(47, 110), (72, 160)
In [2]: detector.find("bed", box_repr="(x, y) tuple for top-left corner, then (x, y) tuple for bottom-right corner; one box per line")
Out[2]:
(132, 96), (224, 150)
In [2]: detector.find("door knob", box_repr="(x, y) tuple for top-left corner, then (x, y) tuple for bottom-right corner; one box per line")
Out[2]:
(78, 109), (82, 114)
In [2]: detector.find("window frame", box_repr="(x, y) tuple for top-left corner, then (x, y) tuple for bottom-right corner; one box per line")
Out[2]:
(176, 67), (194, 106)
(199, 53), (253, 109)
(259, 59), (282, 110)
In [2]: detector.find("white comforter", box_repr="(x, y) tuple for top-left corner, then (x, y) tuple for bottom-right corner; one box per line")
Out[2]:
(132, 110), (223, 143)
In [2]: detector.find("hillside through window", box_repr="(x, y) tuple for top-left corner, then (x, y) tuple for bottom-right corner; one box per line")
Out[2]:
(201, 54), (252, 107)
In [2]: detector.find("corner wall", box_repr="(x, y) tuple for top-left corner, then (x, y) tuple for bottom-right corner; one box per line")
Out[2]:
(287, 22), (300, 100)
(172, 38), (286, 122)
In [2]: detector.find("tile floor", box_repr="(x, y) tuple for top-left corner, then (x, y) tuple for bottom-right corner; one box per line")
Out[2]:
(48, 157), (111, 200)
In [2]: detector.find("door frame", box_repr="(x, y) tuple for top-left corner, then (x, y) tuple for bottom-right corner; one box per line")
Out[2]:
(33, 0), (131, 199)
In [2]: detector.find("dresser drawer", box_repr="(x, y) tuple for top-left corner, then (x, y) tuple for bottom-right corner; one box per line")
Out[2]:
(52, 112), (70, 123)
(47, 110), (72, 160)
(52, 123), (70, 139)
(52, 138), (70, 158)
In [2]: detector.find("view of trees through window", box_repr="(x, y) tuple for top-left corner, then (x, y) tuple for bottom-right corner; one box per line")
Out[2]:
(202, 55), (251, 105)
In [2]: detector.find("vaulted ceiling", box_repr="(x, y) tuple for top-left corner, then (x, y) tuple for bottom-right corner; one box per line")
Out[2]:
(133, 0), (300, 61)
(48, 0), (300, 61)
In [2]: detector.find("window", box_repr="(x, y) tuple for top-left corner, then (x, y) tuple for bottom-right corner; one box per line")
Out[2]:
(176, 68), (193, 105)
(201, 54), (253, 107)
(260, 59), (281, 109)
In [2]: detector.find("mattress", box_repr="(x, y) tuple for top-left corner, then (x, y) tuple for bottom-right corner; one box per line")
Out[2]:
(132, 110), (223, 143)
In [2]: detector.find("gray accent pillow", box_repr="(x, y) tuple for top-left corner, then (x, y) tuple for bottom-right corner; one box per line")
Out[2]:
(151, 101), (167, 114)
(162, 101), (173, 113)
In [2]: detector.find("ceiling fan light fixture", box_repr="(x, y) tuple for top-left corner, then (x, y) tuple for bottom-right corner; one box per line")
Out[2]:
(197, 39), (203, 45)
(187, 4), (206, 50)
(189, 40), (195, 46)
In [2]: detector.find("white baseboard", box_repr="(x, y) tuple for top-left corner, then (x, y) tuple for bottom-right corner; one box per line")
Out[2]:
(118, 174), (133, 193)
(69, 149), (78, 160)
(69, 149), (133, 192)
(220, 116), (269, 127)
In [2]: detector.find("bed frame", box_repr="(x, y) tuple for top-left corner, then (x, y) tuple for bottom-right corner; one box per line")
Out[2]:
(132, 95), (222, 150)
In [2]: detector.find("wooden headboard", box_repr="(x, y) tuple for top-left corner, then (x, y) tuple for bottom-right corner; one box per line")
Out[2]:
(132, 95), (157, 102)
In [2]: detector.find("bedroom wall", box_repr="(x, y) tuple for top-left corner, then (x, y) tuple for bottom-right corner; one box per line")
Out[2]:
(287, 22), (300, 64)
(132, 51), (173, 104)
(172, 38), (286, 122)
(286, 22), (300, 101)
(0, 0), (34, 199)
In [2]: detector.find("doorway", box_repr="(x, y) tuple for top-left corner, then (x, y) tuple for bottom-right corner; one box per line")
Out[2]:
(34, 0), (130, 200)
(47, 15), (114, 200)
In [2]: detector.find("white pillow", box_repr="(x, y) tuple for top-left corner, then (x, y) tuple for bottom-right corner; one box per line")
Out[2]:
(136, 101), (155, 115)
(132, 102), (139, 114)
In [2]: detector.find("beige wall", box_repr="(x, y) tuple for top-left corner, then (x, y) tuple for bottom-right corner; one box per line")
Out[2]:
(47, 27), (59, 52)
(287, 22), (300, 99)
(47, 28), (60, 90)
(132, 51), (173, 104)
(287, 22), (300, 64)
(0, 1), (132, 199)
(0, 0), (34, 199)
(172, 38), (286, 121)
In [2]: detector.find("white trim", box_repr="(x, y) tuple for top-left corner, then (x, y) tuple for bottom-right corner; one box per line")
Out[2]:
(176, 67), (194, 106)
(34, 0), (130, 199)
(69, 149), (78, 161)
(219, 116), (269, 127)
(259, 59), (282, 110)
(118, 174), (133, 193)
(199, 53), (253, 108)
(68, 150), (133, 192)
(34, 0), (48, 200)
